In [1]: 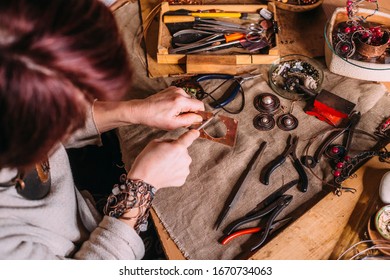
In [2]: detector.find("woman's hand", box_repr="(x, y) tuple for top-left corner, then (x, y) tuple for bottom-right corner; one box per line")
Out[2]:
(126, 129), (200, 190)
(130, 86), (205, 130)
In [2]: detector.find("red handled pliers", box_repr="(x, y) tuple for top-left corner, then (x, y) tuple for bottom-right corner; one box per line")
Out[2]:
(221, 194), (293, 251)
(221, 217), (291, 245)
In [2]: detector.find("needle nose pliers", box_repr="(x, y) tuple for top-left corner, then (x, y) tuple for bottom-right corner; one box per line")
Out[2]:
(260, 135), (308, 192)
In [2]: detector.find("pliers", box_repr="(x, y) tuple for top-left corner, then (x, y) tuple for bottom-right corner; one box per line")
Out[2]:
(199, 73), (261, 109)
(172, 73), (261, 113)
(221, 194), (293, 251)
(260, 135), (308, 192)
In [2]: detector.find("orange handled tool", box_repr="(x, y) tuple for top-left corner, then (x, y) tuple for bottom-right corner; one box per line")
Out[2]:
(169, 33), (245, 54)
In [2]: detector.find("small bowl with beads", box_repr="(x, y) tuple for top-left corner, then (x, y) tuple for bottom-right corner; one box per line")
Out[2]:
(268, 54), (324, 100)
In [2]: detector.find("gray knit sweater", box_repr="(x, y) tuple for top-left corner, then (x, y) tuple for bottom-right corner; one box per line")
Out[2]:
(0, 105), (145, 259)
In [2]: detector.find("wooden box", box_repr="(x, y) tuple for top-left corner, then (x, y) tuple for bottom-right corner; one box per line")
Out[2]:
(157, 2), (280, 73)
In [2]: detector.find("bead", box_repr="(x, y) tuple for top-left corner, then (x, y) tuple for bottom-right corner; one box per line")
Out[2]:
(262, 96), (273, 105)
(284, 118), (293, 126)
(261, 117), (270, 124)
(344, 156), (351, 161)
(361, 32), (370, 39)
(112, 186), (120, 195)
(336, 162), (344, 169)
(347, 1), (352, 5)
(341, 44), (350, 53)
(331, 146), (340, 154)
(333, 170), (341, 177)
(351, 26), (357, 32)
(344, 27), (351, 33)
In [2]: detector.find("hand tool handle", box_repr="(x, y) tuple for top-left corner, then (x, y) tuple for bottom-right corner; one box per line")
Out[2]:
(209, 80), (241, 108)
(250, 195), (293, 252)
(343, 112), (361, 152)
(247, 179), (299, 216)
(224, 33), (245, 42)
(164, 13), (242, 23)
(163, 15), (195, 23)
(221, 227), (261, 245)
(225, 193), (282, 235)
(260, 154), (286, 185)
(292, 158), (308, 192)
(196, 74), (233, 82)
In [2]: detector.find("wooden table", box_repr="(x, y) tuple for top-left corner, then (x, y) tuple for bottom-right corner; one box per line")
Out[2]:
(114, 0), (390, 259)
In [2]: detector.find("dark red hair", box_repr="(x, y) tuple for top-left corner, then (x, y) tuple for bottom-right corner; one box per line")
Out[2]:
(0, 0), (132, 168)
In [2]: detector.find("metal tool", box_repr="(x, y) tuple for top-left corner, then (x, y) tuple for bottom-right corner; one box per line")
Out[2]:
(246, 179), (299, 216)
(222, 194), (293, 251)
(194, 18), (265, 41)
(195, 110), (221, 131)
(192, 111), (238, 147)
(169, 33), (246, 54)
(163, 10), (262, 23)
(214, 141), (267, 230)
(301, 111), (361, 167)
(208, 73), (262, 109)
(260, 135), (308, 192)
(186, 36), (268, 54)
(220, 216), (291, 245)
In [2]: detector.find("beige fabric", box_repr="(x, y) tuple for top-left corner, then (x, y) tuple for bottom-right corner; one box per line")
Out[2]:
(116, 2), (390, 259)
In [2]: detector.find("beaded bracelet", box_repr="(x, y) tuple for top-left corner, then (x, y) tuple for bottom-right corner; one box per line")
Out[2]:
(103, 174), (156, 233)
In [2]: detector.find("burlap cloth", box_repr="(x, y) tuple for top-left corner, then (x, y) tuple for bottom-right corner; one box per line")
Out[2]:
(114, 2), (389, 259)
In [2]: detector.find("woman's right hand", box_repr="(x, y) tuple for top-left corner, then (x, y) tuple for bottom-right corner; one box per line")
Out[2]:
(126, 129), (200, 190)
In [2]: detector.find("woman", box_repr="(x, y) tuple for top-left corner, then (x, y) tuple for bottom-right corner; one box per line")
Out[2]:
(0, 0), (204, 259)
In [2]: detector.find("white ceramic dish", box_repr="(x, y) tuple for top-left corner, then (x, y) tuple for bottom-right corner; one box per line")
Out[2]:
(325, 8), (390, 82)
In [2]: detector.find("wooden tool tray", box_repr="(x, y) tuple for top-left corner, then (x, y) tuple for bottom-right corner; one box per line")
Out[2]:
(157, 2), (280, 70)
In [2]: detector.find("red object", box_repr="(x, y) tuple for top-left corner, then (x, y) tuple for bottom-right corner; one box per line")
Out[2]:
(344, 27), (351, 33)
(305, 107), (345, 127)
(341, 44), (350, 53)
(344, 156), (351, 161)
(331, 146), (340, 154)
(221, 227), (261, 245)
(336, 162), (344, 169)
(304, 90), (355, 127)
(333, 170), (341, 177)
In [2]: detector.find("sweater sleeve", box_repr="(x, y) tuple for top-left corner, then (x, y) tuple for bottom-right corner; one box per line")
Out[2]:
(64, 102), (102, 149)
(74, 216), (145, 260)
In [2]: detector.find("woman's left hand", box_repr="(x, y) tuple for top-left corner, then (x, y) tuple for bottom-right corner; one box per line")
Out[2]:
(130, 86), (205, 130)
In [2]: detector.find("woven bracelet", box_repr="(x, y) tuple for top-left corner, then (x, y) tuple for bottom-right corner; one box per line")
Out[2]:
(103, 174), (156, 233)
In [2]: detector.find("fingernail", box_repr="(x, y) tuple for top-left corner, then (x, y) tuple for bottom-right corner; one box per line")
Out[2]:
(196, 116), (203, 123)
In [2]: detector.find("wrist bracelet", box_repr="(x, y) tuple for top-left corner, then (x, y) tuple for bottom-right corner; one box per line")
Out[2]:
(103, 174), (156, 233)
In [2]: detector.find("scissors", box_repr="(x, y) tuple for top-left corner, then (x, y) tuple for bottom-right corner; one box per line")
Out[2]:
(194, 18), (265, 42)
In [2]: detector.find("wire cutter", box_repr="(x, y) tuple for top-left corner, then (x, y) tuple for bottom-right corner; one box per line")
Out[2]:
(221, 194), (293, 251)
(260, 135), (308, 192)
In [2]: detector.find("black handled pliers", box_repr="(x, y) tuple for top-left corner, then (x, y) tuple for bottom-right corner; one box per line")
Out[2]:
(260, 135), (308, 192)
(221, 194), (293, 252)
